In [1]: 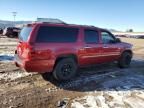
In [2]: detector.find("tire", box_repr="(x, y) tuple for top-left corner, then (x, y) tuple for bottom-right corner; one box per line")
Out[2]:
(41, 72), (52, 81)
(7, 34), (13, 38)
(53, 58), (77, 81)
(118, 52), (132, 68)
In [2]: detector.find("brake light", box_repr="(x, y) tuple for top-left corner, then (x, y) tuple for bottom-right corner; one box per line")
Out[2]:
(18, 43), (34, 60)
(25, 45), (36, 60)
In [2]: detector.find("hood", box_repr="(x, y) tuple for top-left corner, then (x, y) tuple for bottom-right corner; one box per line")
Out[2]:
(121, 42), (133, 49)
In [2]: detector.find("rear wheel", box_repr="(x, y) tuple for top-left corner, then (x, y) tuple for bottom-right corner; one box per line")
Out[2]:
(118, 52), (132, 68)
(41, 72), (52, 81)
(53, 58), (77, 81)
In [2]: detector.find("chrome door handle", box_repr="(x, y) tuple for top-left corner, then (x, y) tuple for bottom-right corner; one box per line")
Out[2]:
(103, 46), (109, 48)
(84, 46), (92, 49)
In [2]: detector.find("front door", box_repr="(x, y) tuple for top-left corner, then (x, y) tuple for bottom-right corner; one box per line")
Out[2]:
(100, 31), (121, 62)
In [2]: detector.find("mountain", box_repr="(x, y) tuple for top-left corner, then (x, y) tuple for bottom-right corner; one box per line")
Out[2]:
(0, 20), (32, 28)
(0, 19), (121, 32)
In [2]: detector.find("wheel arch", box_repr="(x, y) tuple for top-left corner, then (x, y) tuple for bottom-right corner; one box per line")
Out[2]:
(55, 54), (78, 66)
(120, 49), (133, 59)
(121, 50), (133, 56)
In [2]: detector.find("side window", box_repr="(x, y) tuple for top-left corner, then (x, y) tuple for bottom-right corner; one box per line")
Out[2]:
(84, 30), (99, 43)
(36, 26), (78, 43)
(101, 31), (116, 44)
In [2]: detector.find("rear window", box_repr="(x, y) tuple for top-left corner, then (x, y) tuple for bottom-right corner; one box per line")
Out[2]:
(19, 27), (32, 41)
(36, 26), (78, 43)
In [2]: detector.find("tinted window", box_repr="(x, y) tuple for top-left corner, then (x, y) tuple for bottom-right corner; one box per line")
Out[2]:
(101, 32), (116, 44)
(19, 27), (32, 41)
(84, 30), (99, 43)
(36, 26), (78, 42)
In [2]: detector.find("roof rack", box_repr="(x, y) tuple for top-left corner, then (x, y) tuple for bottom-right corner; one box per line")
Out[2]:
(35, 18), (97, 28)
(36, 18), (67, 24)
(68, 24), (96, 28)
(42, 22), (67, 25)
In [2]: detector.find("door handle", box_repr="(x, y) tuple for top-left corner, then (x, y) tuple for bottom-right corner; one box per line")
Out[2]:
(103, 45), (109, 48)
(84, 46), (92, 49)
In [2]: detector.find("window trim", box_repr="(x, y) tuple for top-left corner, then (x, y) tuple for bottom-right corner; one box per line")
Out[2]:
(84, 29), (100, 44)
(36, 26), (79, 43)
(101, 30), (116, 44)
(19, 27), (32, 42)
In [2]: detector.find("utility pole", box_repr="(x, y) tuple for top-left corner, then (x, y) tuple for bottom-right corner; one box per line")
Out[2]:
(12, 12), (17, 26)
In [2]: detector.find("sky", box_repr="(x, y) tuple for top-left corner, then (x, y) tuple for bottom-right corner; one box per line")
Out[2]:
(0, 0), (144, 31)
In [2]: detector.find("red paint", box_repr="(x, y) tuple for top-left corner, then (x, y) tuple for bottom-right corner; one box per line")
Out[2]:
(15, 23), (133, 73)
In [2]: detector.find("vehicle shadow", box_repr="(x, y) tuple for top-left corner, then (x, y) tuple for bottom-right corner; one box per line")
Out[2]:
(42, 60), (144, 92)
(0, 35), (7, 38)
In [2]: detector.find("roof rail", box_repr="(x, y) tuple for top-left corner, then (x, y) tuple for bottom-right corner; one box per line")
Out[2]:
(68, 24), (95, 28)
(42, 22), (67, 25)
(81, 25), (95, 28)
(36, 18), (67, 24)
(34, 18), (97, 28)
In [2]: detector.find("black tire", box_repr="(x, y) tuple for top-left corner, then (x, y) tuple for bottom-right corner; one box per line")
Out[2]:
(7, 34), (13, 38)
(118, 52), (132, 68)
(41, 72), (52, 81)
(53, 58), (77, 81)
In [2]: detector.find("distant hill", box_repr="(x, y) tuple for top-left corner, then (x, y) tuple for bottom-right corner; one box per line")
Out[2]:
(0, 20), (32, 28)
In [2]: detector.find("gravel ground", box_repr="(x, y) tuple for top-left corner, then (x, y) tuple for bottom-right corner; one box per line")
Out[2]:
(0, 36), (144, 108)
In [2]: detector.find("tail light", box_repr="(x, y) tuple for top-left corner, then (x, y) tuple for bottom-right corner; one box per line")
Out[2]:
(18, 43), (51, 60)
(24, 44), (36, 60)
(18, 43), (34, 60)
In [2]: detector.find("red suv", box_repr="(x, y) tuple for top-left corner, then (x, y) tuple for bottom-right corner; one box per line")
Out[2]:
(15, 22), (133, 80)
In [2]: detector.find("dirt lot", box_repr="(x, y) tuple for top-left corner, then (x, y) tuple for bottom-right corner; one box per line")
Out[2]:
(0, 36), (144, 108)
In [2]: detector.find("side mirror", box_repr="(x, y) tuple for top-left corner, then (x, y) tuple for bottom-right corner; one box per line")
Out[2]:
(115, 38), (121, 43)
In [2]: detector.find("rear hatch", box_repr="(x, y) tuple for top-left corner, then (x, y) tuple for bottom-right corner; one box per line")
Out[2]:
(16, 26), (33, 59)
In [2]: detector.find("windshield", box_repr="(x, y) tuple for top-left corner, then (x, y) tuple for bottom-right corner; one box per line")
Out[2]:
(19, 27), (32, 41)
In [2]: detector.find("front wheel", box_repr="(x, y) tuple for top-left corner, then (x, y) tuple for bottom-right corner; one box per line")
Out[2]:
(118, 52), (132, 68)
(53, 58), (77, 81)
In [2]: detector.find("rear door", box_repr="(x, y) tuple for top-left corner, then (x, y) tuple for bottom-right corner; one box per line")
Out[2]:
(34, 25), (79, 60)
(81, 29), (102, 65)
(100, 31), (121, 62)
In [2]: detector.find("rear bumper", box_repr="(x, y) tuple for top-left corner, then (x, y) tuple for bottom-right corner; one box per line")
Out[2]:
(14, 54), (54, 73)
